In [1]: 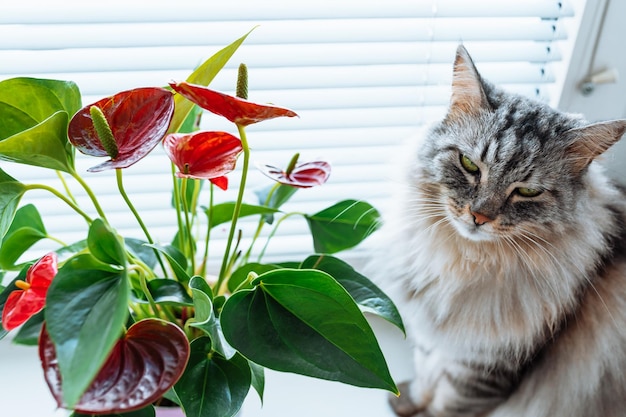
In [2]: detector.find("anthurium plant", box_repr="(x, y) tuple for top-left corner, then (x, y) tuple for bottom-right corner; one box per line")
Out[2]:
(0, 30), (404, 417)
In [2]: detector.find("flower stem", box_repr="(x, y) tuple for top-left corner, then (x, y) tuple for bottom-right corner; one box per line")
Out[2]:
(257, 211), (303, 262)
(241, 182), (279, 264)
(180, 177), (196, 274)
(55, 171), (77, 205)
(200, 183), (215, 277)
(171, 162), (185, 254)
(215, 123), (249, 293)
(115, 169), (167, 275)
(70, 171), (108, 221)
(25, 184), (93, 224)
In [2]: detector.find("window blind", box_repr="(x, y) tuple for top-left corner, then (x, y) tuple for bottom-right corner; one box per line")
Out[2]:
(0, 0), (576, 268)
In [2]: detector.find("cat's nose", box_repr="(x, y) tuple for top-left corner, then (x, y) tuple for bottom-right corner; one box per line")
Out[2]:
(471, 211), (493, 226)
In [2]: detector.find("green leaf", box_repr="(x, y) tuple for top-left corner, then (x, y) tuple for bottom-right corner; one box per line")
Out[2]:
(207, 202), (279, 229)
(227, 262), (280, 293)
(0, 77), (80, 173)
(254, 184), (298, 224)
(221, 268), (398, 393)
(188, 276), (236, 359)
(175, 337), (251, 417)
(301, 255), (405, 334)
(168, 28), (255, 134)
(0, 204), (47, 270)
(0, 168), (26, 241)
(145, 244), (190, 285)
(305, 199), (381, 254)
(45, 252), (129, 408)
(144, 279), (193, 306)
(126, 238), (157, 269)
(88, 219), (126, 266)
(249, 361), (265, 403)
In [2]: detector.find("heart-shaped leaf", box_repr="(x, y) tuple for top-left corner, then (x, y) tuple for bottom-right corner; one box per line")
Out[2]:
(88, 219), (126, 266)
(143, 279), (193, 306)
(227, 262), (280, 293)
(0, 204), (47, 270)
(301, 255), (404, 334)
(206, 202), (279, 229)
(45, 253), (129, 408)
(0, 77), (80, 173)
(0, 168), (26, 241)
(220, 268), (397, 394)
(305, 199), (381, 254)
(41, 319), (190, 414)
(145, 244), (190, 285)
(175, 337), (250, 417)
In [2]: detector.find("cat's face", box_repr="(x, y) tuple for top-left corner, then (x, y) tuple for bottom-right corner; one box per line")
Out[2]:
(415, 46), (626, 244)
(423, 112), (577, 243)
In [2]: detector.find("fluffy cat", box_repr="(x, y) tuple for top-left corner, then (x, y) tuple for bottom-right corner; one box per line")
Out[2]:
(365, 45), (626, 417)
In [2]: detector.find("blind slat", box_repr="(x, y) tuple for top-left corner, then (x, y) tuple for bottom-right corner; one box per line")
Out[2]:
(0, 1), (574, 24)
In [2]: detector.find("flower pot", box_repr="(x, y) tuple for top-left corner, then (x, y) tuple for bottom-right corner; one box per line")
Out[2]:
(154, 406), (184, 417)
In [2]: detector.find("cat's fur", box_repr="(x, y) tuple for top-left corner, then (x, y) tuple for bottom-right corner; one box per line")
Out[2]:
(365, 45), (626, 417)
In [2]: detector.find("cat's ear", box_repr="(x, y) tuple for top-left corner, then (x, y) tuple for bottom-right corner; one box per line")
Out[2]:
(565, 119), (626, 172)
(445, 45), (490, 122)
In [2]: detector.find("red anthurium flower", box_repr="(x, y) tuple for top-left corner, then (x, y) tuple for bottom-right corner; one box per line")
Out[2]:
(68, 87), (175, 172)
(40, 319), (190, 414)
(257, 157), (331, 188)
(169, 81), (298, 126)
(2, 252), (57, 331)
(163, 131), (243, 190)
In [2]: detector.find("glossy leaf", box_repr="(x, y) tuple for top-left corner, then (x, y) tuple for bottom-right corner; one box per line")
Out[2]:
(0, 204), (47, 270)
(145, 244), (190, 285)
(0, 77), (80, 173)
(146, 279), (193, 306)
(220, 269), (397, 393)
(175, 337), (251, 417)
(301, 255), (405, 334)
(249, 361), (265, 403)
(45, 253), (129, 408)
(206, 202), (279, 229)
(0, 168), (26, 241)
(257, 160), (331, 188)
(163, 131), (242, 186)
(88, 219), (126, 266)
(169, 81), (298, 126)
(168, 29), (255, 134)
(254, 183), (298, 225)
(227, 262), (280, 293)
(68, 87), (174, 172)
(42, 319), (190, 414)
(305, 199), (381, 254)
(188, 276), (236, 359)
(1, 252), (57, 331)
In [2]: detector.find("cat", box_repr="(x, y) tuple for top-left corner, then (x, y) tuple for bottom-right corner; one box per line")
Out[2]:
(365, 44), (626, 417)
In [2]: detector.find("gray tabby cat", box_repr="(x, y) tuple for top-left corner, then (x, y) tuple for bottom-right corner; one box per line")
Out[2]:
(366, 45), (626, 417)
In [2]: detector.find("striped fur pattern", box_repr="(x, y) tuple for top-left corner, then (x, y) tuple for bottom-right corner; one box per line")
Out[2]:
(366, 45), (626, 416)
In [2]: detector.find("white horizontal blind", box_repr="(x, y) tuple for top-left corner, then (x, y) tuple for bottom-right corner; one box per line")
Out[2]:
(0, 0), (575, 267)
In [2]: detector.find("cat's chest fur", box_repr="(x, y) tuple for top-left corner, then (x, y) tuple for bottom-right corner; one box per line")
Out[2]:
(378, 184), (608, 359)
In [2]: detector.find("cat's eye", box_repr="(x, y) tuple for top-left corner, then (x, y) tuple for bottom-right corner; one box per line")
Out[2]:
(460, 154), (479, 174)
(516, 187), (542, 197)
